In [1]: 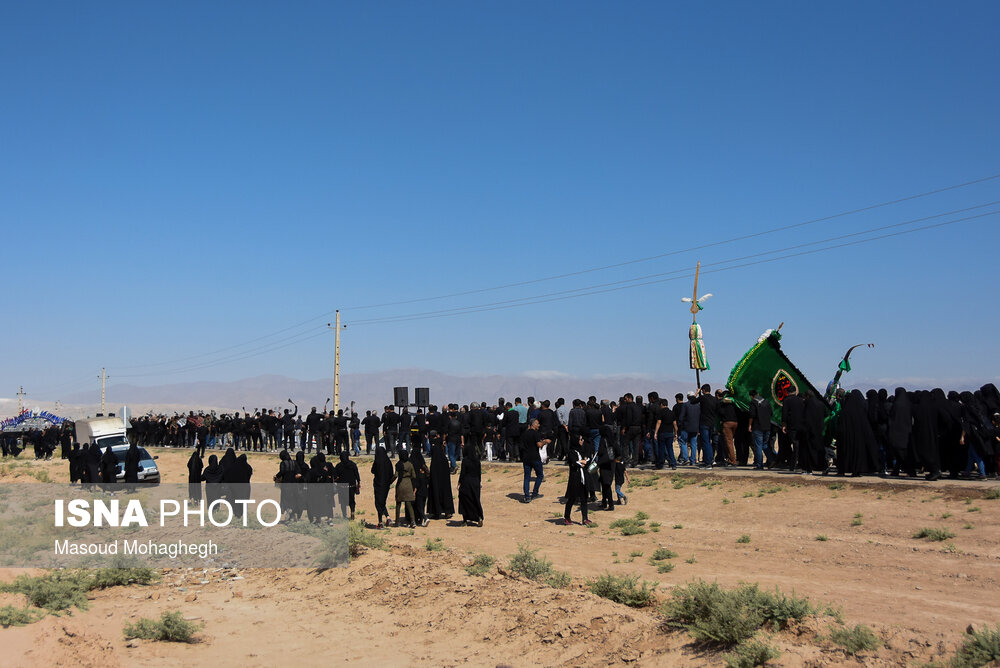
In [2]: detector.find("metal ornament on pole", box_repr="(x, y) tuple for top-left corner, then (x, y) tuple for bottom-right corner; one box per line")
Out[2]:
(681, 262), (713, 388)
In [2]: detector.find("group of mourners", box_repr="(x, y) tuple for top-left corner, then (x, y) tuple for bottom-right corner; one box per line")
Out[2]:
(65, 441), (143, 486)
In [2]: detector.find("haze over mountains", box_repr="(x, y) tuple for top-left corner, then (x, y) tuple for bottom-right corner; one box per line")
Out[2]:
(49, 369), (692, 417)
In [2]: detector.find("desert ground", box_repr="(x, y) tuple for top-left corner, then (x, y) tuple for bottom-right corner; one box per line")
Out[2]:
(0, 448), (998, 667)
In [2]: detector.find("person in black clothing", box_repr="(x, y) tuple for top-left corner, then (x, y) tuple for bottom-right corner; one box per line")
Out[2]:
(802, 390), (828, 474)
(232, 454), (253, 517)
(399, 408), (412, 453)
(305, 407), (323, 453)
(835, 390), (880, 477)
(100, 446), (118, 486)
(618, 393), (643, 467)
(371, 445), (394, 528)
(596, 425), (616, 510)
(334, 452), (361, 519)
(653, 397), (678, 470)
(520, 419), (549, 503)
(780, 388), (806, 471)
(68, 443), (83, 483)
(468, 403), (488, 459)
(201, 454), (225, 507)
(187, 449), (203, 502)
(584, 398), (602, 459)
(276, 449), (299, 518)
(333, 410), (349, 455)
(457, 442), (484, 527)
(563, 437), (592, 526)
(500, 403), (519, 462)
(282, 401), (298, 450)
(689, 384), (718, 468)
(409, 445), (430, 526)
(123, 442), (141, 488)
(888, 387), (915, 476)
(382, 406), (401, 456)
(748, 390), (774, 470)
(349, 412), (361, 455)
(85, 442), (101, 485)
(426, 431), (455, 519)
(362, 410), (381, 454)
(444, 407), (464, 472)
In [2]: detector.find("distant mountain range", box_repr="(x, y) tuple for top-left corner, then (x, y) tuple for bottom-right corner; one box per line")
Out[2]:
(49, 369), (693, 417)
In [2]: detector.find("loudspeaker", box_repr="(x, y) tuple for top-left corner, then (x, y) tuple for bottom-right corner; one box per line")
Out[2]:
(415, 387), (430, 408)
(393, 387), (409, 407)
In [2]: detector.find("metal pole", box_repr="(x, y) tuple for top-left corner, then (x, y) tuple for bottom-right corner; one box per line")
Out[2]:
(334, 310), (341, 414)
(99, 368), (109, 414)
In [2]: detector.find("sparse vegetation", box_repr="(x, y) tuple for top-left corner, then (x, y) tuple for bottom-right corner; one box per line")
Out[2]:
(609, 513), (649, 536)
(758, 484), (784, 495)
(651, 548), (678, 561)
(963, 523), (974, 530)
(465, 553), (495, 577)
(942, 512), (953, 519)
(851, 513), (863, 526)
(588, 573), (657, 607)
(815, 534), (828, 541)
(723, 638), (781, 668)
(672, 474), (692, 489)
(0, 606), (42, 627)
(828, 482), (844, 490)
(828, 623), (881, 654)
(967, 506), (981, 513)
(737, 534), (751, 544)
(349, 521), (386, 556)
(123, 610), (202, 643)
(425, 537), (445, 552)
(1, 571), (94, 612)
(657, 562), (676, 573)
(508, 544), (571, 588)
(673, 524), (684, 530)
(722, 498), (732, 505)
(661, 580), (815, 647)
(913, 527), (956, 542)
(951, 624), (1000, 668)
(686, 556), (698, 564)
(984, 488), (1000, 500)
(631, 475), (658, 488)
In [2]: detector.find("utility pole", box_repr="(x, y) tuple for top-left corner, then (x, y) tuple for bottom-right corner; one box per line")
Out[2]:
(98, 368), (110, 414)
(17, 386), (26, 414)
(327, 312), (345, 414)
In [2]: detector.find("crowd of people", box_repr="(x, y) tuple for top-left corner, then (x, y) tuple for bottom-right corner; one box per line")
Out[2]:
(119, 383), (1000, 483)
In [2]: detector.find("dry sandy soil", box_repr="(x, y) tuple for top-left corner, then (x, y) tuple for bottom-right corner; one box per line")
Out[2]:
(1, 448), (998, 667)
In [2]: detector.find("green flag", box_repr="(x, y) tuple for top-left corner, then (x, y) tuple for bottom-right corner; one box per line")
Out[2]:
(725, 328), (825, 427)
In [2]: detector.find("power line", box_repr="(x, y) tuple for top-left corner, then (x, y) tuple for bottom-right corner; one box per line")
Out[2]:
(346, 205), (1000, 326)
(111, 172), (1000, 371)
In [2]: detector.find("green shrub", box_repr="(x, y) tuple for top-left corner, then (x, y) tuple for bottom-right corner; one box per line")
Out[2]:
(0, 606), (42, 627)
(0, 571), (92, 612)
(349, 521), (385, 557)
(951, 624), (1000, 668)
(983, 488), (1000, 500)
(425, 537), (445, 552)
(829, 623), (881, 654)
(828, 483), (844, 490)
(723, 638), (781, 668)
(90, 566), (159, 589)
(508, 544), (571, 588)
(913, 527), (955, 542)
(661, 580), (815, 647)
(657, 562), (675, 574)
(634, 511), (650, 521)
(736, 534), (751, 544)
(588, 573), (657, 607)
(609, 514), (648, 536)
(465, 553), (495, 577)
(123, 611), (201, 643)
(651, 548), (678, 561)
(815, 535), (828, 541)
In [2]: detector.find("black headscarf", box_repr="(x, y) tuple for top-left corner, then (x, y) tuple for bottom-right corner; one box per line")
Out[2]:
(836, 390), (879, 475)
(202, 454), (224, 483)
(371, 446), (394, 489)
(187, 450), (204, 483)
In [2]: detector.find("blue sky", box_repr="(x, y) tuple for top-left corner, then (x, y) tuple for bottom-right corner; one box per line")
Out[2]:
(2, 1), (999, 402)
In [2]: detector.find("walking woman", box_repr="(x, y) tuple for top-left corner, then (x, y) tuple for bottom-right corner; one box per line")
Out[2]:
(334, 451), (361, 519)
(394, 451), (417, 528)
(187, 448), (204, 502)
(426, 431), (455, 520)
(563, 436), (592, 526)
(202, 454), (224, 508)
(457, 441), (484, 527)
(371, 445), (395, 529)
(409, 444), (430, 526)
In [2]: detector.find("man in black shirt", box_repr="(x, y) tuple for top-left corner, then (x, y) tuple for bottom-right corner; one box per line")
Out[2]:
(748, 390), (776, 469)
(781, 388), (806, 471)
(381, 406), (401, 456)
(536, 400), (558, 460)
(520, 419), (550, 503)
(618, 394), (643, 467)
(281, 402), (298, 450)
(362, 410), (381, 454)
(689, 384), (717, 469)
(305, 407), (322, 453)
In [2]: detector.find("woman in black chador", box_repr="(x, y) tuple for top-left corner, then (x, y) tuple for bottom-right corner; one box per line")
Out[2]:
(187, 449), (203, 502)
(457, 442), (483, 527)
(85, 442), (101, 485)
(371, 445), (395, 529)
(232, 454), (253, 518)
(334, 452), (361, 520)
(123, 442), (141, 487)
(201, 454), (225, 507)
(308, 452), (333, 523)
(835, 390), (880, 476)
(276, 449), (299, 519)
(426, 431), (454, 520)
(100, 445), (118, 485)
(563, 436), (592, 526)
(409, 445), (430, 527)
(887, 387), (914, 476)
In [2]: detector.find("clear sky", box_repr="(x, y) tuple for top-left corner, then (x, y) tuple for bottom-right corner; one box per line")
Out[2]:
(2, 1), (999, 402)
